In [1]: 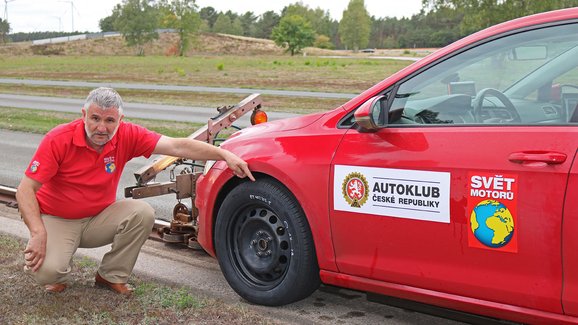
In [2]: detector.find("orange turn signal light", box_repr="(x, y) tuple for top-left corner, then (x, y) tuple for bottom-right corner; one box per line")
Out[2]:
(250, 109), (268, 125)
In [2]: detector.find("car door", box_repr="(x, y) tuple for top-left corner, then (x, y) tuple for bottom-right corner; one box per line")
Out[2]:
(330, 22), (578, 313)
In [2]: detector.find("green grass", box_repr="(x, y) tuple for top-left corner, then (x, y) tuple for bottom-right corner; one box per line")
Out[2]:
(0, 234), (278, 325)
(0, 55), (411, 94)
(77, 256), (98, 270)
(135, 283), (204, 310)
(0, 235), (20, 259)
(0, 107), (72, 134)
(0, 107), (204, 137)
(0, 84), (347, 114)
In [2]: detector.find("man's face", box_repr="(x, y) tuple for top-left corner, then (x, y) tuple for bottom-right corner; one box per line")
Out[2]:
(82, 103), (123, 147)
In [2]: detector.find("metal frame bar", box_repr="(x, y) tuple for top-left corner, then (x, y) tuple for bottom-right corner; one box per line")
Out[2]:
(133, 94), (262, 186)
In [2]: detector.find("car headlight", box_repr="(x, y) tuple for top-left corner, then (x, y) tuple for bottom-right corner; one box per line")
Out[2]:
(203, 160), (217, 175)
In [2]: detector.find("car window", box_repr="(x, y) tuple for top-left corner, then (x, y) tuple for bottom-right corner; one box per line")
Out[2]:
(388, 23), (578, 126)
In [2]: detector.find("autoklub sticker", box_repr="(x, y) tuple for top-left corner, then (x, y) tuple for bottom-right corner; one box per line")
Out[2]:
(467, 172), (518, 253)
(334, 165), (450, 223)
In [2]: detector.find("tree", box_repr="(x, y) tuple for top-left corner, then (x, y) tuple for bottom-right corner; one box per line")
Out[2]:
(254, 11), (280, 39)
(0, 18), (10, 44)
(212, 13), (243, 35)
(281, 3), (337, 46)
(212, 14), (232, 33)
(230, 17), (244, 36)
(314, 34), (334, 49)
(272, 14), (315, 56)
(422, 0), (578, 34)
(158, 0), (201, 56)
(114, 0), (159, 56)
(339, 0), (371, 51)
(199, 6), (218, 28)
(99, 4), (122, 32)
(239, 11), (257, 37)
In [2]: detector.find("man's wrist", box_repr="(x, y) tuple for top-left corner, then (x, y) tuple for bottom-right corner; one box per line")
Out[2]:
(25, 217), (46, 236)
(219, 148), (232, 161)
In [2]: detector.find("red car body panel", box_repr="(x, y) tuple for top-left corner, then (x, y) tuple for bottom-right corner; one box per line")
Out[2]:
(563, 158), (578, 317)
(330, 126), (573, 313)
(196, 7), (578, 324)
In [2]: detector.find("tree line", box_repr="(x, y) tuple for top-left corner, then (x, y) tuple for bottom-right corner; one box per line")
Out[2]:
(3, 0), (578, 54)
(98, 0), (578, 55)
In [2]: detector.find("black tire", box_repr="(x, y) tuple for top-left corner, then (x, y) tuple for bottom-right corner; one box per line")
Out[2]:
(215, 178), (320, 306)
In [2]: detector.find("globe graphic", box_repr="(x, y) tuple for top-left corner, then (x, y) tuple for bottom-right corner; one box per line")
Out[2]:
(470, 199), (514, 248)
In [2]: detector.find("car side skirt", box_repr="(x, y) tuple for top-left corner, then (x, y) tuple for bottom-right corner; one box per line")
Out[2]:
(320, 270), (576, 324)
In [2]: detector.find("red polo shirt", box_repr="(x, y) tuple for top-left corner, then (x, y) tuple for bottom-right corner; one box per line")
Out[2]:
(25, 119), (161, 219)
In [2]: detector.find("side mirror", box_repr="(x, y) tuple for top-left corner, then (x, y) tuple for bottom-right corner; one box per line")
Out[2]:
(354, 95), (387, 132)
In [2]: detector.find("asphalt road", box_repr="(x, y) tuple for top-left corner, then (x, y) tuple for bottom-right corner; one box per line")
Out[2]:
(0, 129), (465, 325)
(0, 78), (358, 99)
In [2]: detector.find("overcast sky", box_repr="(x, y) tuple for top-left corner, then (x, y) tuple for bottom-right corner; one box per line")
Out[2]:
(5, 0), (424, 33)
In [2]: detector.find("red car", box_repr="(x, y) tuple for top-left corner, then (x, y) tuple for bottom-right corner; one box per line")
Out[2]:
(195, 8), (578, 324)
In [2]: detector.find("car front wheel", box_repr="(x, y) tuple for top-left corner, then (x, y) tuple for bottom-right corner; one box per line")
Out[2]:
(215, 178), (320, 306)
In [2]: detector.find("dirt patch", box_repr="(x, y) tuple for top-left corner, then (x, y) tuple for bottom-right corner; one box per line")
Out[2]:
(0, 32), (338, 57)
(0, 32), (429, 58)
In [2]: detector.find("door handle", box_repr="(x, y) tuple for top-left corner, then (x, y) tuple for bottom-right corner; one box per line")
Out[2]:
(508, 151), (567, 165)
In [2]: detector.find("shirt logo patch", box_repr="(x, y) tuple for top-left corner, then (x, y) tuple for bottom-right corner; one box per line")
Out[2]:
(29, 161), (40, 173)
(104, 156), (116, 174)
(105, 162), (116, 173)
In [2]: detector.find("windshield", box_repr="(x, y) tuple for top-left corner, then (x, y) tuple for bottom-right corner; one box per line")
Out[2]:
(388, 22), (578, 125)
(400, 24), (578, 100)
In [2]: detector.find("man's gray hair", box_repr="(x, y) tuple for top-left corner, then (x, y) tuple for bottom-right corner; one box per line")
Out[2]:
(84, 87), (123, 114)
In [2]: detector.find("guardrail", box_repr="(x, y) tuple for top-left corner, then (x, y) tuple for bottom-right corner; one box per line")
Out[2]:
(31, 29), (176, 45)
(0, 184), (17, 208)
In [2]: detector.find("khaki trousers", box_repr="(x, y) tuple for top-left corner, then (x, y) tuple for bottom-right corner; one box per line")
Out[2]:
(30, 199), (155, 285)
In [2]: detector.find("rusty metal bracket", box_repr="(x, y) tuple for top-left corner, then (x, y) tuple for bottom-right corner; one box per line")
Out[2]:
(125, 174), (197, 200)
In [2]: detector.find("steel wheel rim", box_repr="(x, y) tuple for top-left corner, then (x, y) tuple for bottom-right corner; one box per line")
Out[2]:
(228, 205), (291, 289)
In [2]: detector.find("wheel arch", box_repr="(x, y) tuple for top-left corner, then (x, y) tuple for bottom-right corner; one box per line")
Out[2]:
(211, 173), (309, 257)
(203, 159), (339, 272)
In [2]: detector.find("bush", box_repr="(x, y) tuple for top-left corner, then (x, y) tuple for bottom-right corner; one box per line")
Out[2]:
(314, 35), (334, 50)
(30, 44), (64, 55)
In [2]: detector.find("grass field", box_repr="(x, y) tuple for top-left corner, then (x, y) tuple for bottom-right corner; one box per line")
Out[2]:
(0, 55), (414, 114)
(0, 106), (204, 137)
(0, 83), (347, 114)
(0, 234), (278, 325)
(0, 55), (412, 94)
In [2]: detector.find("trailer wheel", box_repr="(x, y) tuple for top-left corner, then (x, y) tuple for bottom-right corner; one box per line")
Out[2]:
(215, 178), (320, 306)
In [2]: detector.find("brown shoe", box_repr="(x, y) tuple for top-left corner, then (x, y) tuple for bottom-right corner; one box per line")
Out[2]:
(95, 273), (133, 296)
(45, 283), (67, 293)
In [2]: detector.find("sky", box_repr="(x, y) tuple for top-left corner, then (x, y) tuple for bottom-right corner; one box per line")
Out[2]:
(4, 0), (424, 33)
